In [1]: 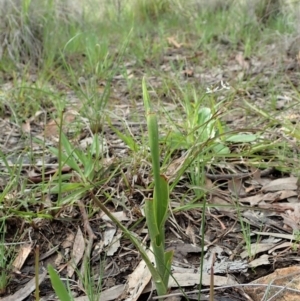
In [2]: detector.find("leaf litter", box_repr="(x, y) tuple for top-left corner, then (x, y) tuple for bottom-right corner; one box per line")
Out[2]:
(1, 21), (300, 301)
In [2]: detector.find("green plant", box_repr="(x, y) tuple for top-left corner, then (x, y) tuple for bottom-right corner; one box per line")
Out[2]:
(38, 131), (115, 207)
(254, 0), (281, 23)
(164, 86), (259, 199)
(237, 208), (255, 259)
(3, 82), (57, 120)
(0, 0), (83, 67)
(0, 150), (45, 221)
(79, 78), (112, 134)
(292, 230), (300, 252)
(48, 262), (103, 301)
(91, 79), (174, 300)
(78, 257), (104, 301)
(0, 220), (15, 294)
(108, 119), (140, 152)
(142, 78), (173, 296)
(133, 0), (172, 21)
(48, 265), (74, 301)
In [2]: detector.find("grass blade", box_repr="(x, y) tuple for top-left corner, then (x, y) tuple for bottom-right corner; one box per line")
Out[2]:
(48, 265), (73, 301)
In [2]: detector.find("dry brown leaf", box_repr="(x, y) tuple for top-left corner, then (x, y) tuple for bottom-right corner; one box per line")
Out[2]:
(74, 284), (125, 301)
(262, 177), (298, 192)
(103, 227), (116, 246)
(169, 271), (237, 287)
(248, 254), (270, 268)
(12, 243), (32, 272)
(240, 194), (264, 206)
(21, 120), (31, 134)
(0, 268), (47, 301)
(268, 242), (292, 253)
(185, 224), (196, 245)
(245, 266), (300, 301)
(167, 36), (182, 48)
(235, 52), (250, 70)
(107, 233), (121, 257)
(182, 69), (194, 77)
(61, 232), (75, 249)
(124, 249), (154, 301)
(164, 296), (181, 301)
(240, 243), (276, 259)
(101, 211), (130, 222)
(165, 154), (186, 181)
(253, 231), (296, 241)
(228, 178), (244, 196)
(44, 110), (77, 138)
(67, 227), (85, 277)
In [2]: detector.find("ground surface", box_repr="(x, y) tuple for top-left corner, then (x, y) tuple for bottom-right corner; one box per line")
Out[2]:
(1, 9), (300, 301)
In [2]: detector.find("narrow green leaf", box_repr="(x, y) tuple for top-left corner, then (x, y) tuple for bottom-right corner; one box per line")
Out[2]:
(154, 175), (169, 231)
(142, 77), (172, 297)
(145, 198), (166, 282)
(145, 198), (159, 240)
(147, 113), (161, 196)
(163, 250), (174, 287)
(109, 122), (139, 152)
(48, 265), (73, 301)
(48, 146), (80, 172)
(92, 194), (167, 295)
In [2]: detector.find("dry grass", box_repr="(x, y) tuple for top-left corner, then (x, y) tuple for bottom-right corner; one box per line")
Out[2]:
(0, 0), (83, 65)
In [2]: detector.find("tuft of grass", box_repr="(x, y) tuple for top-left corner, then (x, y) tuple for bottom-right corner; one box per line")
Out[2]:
(0, 0), (83, 67)
(3, 82), (57, 120)
(0, 220), (16, 295)
(253, 0), (282, 24)
(132, 0), (172, 21)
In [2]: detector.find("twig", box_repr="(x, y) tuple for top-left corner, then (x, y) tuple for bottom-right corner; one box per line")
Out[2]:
(205, 167), (274, 180)
(151, 283), (300, 300)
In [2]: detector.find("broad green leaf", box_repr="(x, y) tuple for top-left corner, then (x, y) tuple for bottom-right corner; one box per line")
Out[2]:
(197, 107), (216, 140)
(212, 143), (230, 154)
(226, 134), (258, 143)
(197, 107), (212, 125)
(46, 183), (84, 193)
